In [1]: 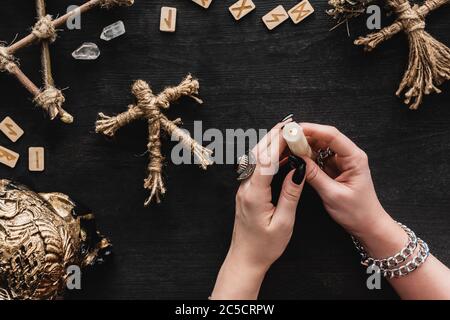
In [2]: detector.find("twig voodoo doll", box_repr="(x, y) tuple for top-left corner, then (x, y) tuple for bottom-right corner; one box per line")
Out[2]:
(95, 75), (214, 206)
(354, 0), (450, 109)
(0, 0), (134, 123)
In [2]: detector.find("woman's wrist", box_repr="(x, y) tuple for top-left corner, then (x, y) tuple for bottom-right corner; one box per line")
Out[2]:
(355, 212), (409, 259)
(211, 250), (268, 300)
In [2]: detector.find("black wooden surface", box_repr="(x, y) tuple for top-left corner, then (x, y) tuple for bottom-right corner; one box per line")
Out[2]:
(0, 0), (449, 300)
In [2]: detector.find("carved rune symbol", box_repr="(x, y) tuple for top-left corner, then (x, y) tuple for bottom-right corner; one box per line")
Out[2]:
(164, 9), (173, 28)
(266, 13), (286, 23)
(231, 0), (253, 19)
(292, 2), (311, 21)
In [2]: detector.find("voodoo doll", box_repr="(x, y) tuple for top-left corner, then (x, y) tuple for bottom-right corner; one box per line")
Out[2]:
(0, 0), (134, 123)
(355, 0), (450, 109)
(95, 75), (213, 206)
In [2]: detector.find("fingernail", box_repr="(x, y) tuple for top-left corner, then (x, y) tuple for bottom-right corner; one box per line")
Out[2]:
(289, 155), (306, 185)
(280, 113), (294, 123)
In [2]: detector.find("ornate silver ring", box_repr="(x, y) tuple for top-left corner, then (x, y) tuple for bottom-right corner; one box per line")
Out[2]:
(236, 151), (256, 181)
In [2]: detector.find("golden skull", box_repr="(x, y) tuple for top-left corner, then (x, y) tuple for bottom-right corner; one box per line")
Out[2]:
(0, 180), (111, 300)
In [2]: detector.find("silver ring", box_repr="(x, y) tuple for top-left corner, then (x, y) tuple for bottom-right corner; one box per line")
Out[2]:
(236, 151), (256, 181)
(317, 148), (335, 169)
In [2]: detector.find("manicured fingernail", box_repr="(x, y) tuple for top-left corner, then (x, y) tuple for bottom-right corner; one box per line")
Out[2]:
(289, 155), (306, 185)
(288, 155), (301, 168)
(280, 114), (294, 123)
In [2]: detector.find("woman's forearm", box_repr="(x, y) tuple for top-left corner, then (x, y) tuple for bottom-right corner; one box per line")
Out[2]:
(389, 255), (450, 299)
(211, 252), (268, 300)
(358, 213), (450, 300)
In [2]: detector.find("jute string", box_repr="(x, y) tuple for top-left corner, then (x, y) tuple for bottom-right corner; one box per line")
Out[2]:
(34, 87), (73, 124)
(355, 0), (450, 109)
(96, 75), (213, 205)
(0, 46), (15, 73)
(32, 15), (57, 43)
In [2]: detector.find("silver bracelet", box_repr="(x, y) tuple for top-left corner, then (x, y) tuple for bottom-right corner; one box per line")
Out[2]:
(352, 222), (418, 268)
(352, 221), (430, 278)
(383, 239), (430, 278)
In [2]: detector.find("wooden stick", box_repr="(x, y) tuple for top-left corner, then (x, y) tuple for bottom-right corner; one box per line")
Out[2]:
(9, 64), (41, 97)
(36, 0), (54, 87)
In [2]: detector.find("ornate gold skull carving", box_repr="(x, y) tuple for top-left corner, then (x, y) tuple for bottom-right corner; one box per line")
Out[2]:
(0, 180), (111, 300)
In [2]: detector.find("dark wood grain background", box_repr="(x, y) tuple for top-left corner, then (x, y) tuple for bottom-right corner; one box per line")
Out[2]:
(0, 0), (449, 300)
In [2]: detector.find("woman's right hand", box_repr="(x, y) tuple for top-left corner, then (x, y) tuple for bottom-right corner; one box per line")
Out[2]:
(299, 123), (407, 257)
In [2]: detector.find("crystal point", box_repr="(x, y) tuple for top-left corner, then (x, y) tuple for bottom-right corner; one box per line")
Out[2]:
(100, 21), (126, 41)
(72, 42), (100, 60)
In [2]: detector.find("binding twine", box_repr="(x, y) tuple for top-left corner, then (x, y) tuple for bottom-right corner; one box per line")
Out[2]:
(32, 15), (57, 43)
(0, 46), (15, 73)
(96, 75), (213, 206)
(355, 0), (450, 109)
(34, 87), (73, 124)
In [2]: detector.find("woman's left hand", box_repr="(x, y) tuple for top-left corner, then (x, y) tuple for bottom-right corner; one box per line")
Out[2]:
(211, 121), (306, 300)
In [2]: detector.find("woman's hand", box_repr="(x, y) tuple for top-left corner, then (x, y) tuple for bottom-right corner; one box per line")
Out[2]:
(300, 123), (407, 257)
(211, 121), (306, 300)
(300, 123), (390, 238)
(301, 123), (450, 300)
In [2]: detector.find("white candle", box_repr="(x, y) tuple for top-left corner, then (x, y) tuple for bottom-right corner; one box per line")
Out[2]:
(282, 122), (313, 159)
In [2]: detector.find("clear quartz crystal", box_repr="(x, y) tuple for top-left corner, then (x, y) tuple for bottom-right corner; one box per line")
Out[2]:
(100, 21), (126, 41)
(72, 42), (101, 60)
